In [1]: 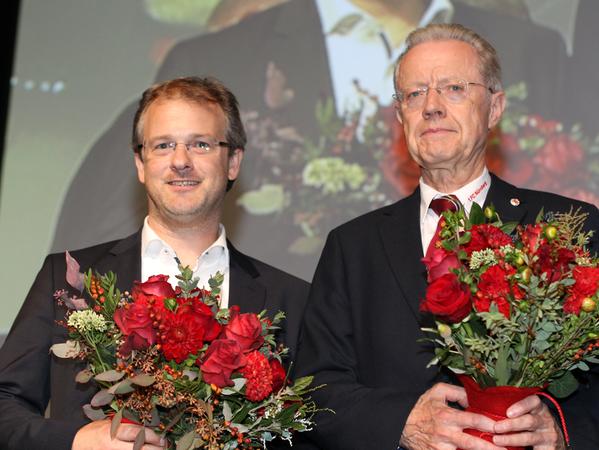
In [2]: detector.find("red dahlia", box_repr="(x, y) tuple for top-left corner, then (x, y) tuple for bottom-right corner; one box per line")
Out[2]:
(240, 351), (273, 402)
(159, 310), (206, 363)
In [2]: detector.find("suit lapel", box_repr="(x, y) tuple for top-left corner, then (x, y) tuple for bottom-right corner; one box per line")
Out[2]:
(485, 174), (529, 225)
(227, 242), (266, 314)
(378, 190), (428, 322)
(93, 231), (142, 290)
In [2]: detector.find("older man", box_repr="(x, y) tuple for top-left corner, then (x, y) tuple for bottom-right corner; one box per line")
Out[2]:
(295, 24), (599, 450)
(0, 77), (309, 450)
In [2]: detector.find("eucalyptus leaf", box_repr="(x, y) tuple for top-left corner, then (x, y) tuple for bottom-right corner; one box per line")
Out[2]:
(176, 430), (197, 450)
(110, 409), (123, 439)
(133, 427), (146, 450)
(94, 369), (125, 382)
(82, 403), (106, 421)
(90, 389), (114, 407)
(75, 368), (94, 384)
(50, 340), (81, 359)
(223, 401), (233, 422)
(108, 379), (135, 395)
(130, 374), (155, 386)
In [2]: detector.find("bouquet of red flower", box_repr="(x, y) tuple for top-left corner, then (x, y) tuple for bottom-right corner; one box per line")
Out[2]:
(51, 258), (319, 450)
(421, 204), (599, 396)
(420, 205), (598, 448)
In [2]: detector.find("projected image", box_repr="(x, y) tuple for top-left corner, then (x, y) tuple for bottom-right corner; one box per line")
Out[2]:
(2, 0), (598, 334)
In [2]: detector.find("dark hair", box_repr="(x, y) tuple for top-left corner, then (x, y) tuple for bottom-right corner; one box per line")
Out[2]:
(131, 76), (247, 157)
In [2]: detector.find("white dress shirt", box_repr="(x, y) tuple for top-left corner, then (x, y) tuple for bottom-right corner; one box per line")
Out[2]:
(315, 0), (454, 116)
(419, 168), (492, 253)
(140, 217), (230, 307)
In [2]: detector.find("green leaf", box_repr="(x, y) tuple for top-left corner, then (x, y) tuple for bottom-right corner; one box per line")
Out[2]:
(108, 379), (135, 395)
(133, 427), (145, 450)
(82, 403), (106, 421)
(534, 208), (545, 223)
(223, 401), (233, 422)
(130, 374), (155, 387)
(494, 344), (510, 385)
(110, 409), (123, 439)
(177, 430), (197, 450)
(91, 389), (114, 407)
(548, 371), (579, 398)
(94, 369), (125, 382)
(290, 376), (313, 393)
(469, 203), (485, 225)
(75, 368), (94, 384)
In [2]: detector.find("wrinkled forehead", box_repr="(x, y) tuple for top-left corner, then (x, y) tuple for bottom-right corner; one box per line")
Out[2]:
(396, 40), (483, 87)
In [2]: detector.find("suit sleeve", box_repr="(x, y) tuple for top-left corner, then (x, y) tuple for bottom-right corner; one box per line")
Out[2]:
(0, 256), (81, 450)
(294, 231), (419, 450)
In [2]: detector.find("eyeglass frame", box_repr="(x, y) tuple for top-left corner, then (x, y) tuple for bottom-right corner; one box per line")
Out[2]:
(137, 137), (231, 156)
(392, 80), (494, 110)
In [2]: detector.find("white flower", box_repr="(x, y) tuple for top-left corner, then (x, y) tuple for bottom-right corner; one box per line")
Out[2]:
(469, 249), (497, 270)
(67, 310), (107, 333)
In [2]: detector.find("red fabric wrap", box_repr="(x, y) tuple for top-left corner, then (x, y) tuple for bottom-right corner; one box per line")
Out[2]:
(458, 375), (542, 450)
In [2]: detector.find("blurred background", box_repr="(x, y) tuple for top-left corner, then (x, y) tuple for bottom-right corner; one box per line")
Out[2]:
(1, 0), (598, 343)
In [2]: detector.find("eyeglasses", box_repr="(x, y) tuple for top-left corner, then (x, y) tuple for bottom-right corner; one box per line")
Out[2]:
(138, 137), (230, 156)
(393, 80), (493, 110)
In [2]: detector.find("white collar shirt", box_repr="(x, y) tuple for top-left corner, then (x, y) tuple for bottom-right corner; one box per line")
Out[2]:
(315, 0), (454, 116)
(419, 167), (492, 253)
(140, 217), (230, 308)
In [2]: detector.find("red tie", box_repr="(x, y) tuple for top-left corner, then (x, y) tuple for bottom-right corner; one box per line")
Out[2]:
(425, 195), (460, 257)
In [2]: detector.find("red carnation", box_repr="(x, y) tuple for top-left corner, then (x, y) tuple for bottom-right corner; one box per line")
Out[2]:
(159, 309), (206, 363)
(564, 266), (599, 315)
(200, 339), (247, 387)
(421, 273), (472, 323)
(241, 351), (273, 402)
(463, 224), (512, 256)
(225, 313), (264, 352)
(474, 265), (522, 319)
(422, 246), (461, 282)
(270, 358), (287, 392)
(534, 244), (576, 282)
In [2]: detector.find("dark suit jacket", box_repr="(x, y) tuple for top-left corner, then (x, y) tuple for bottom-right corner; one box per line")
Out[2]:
(294, 174), (599, 450)
(51, 0), (569, 282)
(0, 232), (309, 450)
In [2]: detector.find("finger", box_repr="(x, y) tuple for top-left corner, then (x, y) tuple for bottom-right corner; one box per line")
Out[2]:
(505, 394), (543, 418)
(493, 430), (558, 448)
(144, 428), (167, 446)
(456, 410), (498, 433)
(430, 382), (469, 407)
(453, 431), (507, 450)
(114, 423), (146, 442)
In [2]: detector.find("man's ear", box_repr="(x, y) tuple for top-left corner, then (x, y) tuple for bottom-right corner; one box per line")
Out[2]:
(488, 91), (506, 129)
(134, 152), (145, 184)
(228, 148), (243, 181)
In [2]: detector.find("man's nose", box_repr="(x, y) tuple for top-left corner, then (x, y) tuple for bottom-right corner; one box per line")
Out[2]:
(170, 143), (192, 171)
(422, 88), (446, 120)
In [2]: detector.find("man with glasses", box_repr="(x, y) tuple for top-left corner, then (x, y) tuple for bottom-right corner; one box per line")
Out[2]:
(295, 23), (599, 450)
(0, 77), (309, 450)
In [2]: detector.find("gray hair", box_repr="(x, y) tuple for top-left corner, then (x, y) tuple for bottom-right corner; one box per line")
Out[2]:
(394, 23), (502, 94)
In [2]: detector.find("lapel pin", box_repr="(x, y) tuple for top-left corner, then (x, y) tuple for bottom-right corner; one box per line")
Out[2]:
(510, 198), (520, 206)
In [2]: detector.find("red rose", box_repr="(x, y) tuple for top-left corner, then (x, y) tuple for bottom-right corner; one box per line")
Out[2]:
(225, 313), (264, 352)
(421, 273), (472, 323)
(474, 265), (521, 319)
(114, 300), (156, 356)
(131, 274), (176, 319)
(191, 301), (222, 342)
(422, 246), (461, 282)
(270, 358), (287, 392)
(200, 339), (247, 387)
(159, 309), (207, 363)
(241, 351), (273, 402)
(463, 224), (512, 256)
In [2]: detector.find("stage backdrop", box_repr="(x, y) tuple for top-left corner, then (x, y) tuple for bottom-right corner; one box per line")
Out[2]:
(1, 0), (598, 337)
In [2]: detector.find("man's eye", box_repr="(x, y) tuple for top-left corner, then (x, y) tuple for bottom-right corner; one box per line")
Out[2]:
(153, 142), (171, 150)
(446, 84), (466, 93)
(406, 90), (423, 99)
(191, 141), (210, 150)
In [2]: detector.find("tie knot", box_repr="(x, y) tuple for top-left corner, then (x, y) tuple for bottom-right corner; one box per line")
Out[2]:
(429, 195), (460, 216)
